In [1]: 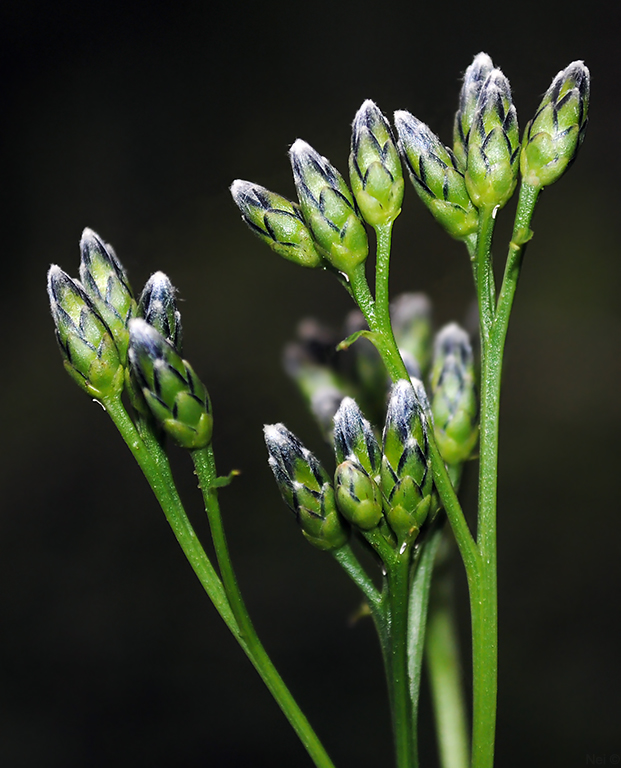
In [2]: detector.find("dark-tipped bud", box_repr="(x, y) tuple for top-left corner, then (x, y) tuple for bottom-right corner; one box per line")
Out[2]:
(465, 69), (520, 210)
(521, 61), (590, 189)
(349, 100), (404, 226)
(264, 424), (349, 551)
(381, 380), (434, 545)
(47, 265), (124, 398)
(394, 111), (478, 240)
(391, 293), (433, 377)
(79, 228), (136, 362)
(430, 324), (479, 465)
(333, 397), (381, 477)
(453, 53), (495, 170)
(138, 272), (183, 352)
(290, 139), (368, 275)
(128, 319), (212, 450)
(230, 180), (324, 268)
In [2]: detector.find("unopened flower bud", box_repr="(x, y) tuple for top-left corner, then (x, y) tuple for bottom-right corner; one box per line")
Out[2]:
(430, 324), (479, 464)
(381, 380), (434, 544)
(79, 228), (136, 362)
(453, 53), (495, 170)
(349, 100), (404, 226)
(264, 424), (349, 551)
(521, 61), (590, 189)
(391, 293), (433, 377)
(465, 69), (520, 210)
(230, 180), (323, 268)
(138, 272), (183, 352)
(290, 139), (368, 275)
(47, 265), (124, 398)
(333, 397), (381, 477)
(128, 319), (212, 450)
(394, 111), (478, 239)
(335, 460), (383, 531)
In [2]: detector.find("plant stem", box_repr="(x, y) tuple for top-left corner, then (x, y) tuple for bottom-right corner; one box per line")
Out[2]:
(332, 543), (381, 611)
(192, 445), (337, 768)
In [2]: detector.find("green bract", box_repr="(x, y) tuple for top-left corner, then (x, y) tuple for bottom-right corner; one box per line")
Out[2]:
(381, 380), (434, 546)
(465, 69), (520, 210)
(453, 52), (495, 171)
(394, 111), (478, 240)
(230, 180), (324, 268)
(335, 460), (384, 531)
(47, 265), (124, 399)
(128, 319), (213, 450)
(138, 271), (183, 352)
(521, 61), (590, 189)
(349, 100), (404, 226)
(79, 228), (137, 362)
(430, 324), (479, 465)
(290, 139), (369, 275)
(264, 423), (349, 551)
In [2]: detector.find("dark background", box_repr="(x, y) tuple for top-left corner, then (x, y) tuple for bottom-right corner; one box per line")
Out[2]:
(2, 1), (620, 766)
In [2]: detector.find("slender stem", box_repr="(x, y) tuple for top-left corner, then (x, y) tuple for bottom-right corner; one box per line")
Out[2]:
(332, 543), (381, 611)
(192, 445), (336, 768)
(374, 222), (402, 359)
(475, 206), (498, 347)
(426, 531), (470, 768)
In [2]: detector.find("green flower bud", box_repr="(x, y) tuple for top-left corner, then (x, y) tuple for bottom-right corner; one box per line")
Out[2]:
(128, 319), (213, 450)
(521, 61), (590, 189)
(230, 180), (323, 268)
(335, 460), (383, 531)
(47, 265), (124, 399)
(391, 293), (433, 377)
(453, 52), (495, 170)
(264, 423), (349, 551)
(79, 228), (136, 362)
(394, 110), (478, 240)
(138, 271), (183, 352)
(349, 100), (404, 226)
(430, 324), (479, 465)
(465, 69), (520, 210)
(290, 139), (369, 275)
(381, 379), (434, 545)
(333, 397), (381, 478)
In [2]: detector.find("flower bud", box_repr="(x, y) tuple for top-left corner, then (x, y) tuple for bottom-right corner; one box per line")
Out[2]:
(453, 52), (495, 170)
(335, 460), (383, 531)
(381, 380), (434, 544)
(290, 139), (369, 275)
(521, 61), (590, 189)
(128, 319), (212, 450)
(333, 397), (381, 478)
(394, 111), (478, 239)
(138, 271), (183, 352)
(430, 324), (479, 465)
(465, 69), (520, 210)
(230, 180), (324, 268)
(349, 100), (404, 226)
(47, 265), (124, 398)
(390, 293), (433, 377)
(79, 228), (136, 362)
(264, 424), (349, 551)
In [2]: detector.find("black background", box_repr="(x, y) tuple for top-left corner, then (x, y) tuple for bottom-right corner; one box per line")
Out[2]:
(2, 1), (620, 766)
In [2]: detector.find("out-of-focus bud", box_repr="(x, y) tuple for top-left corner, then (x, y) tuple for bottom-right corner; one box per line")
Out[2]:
(394, 111), (478, 240)
(335, 460), (384, 530)
(349, 100), (404, 226)
(128, 319), (212, 450)
(230, 180), (324, 268)
(453, 53), (495, 170)
(430, 324), (479, 465)
(391, 293), (433, 377)
(264, 423), (349, 551)
(47, 265), (124, 398)
(521, 61), (590, 189)
(289, 139), (369, 275)
(465, 69), (520, 210)
(138, 271), (183, 352)
(79, 228), (136, 362)
(380, 380), (434, 545)
(333, 397), (381, 477)
(344, 310), (387, 422)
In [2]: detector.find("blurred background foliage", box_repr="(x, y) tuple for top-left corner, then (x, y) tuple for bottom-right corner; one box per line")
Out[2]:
(2, 1), (620, 766)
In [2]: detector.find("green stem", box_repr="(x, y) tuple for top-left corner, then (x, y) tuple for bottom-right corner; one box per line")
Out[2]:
(475, 206), (497, 347)
(332, 543), (381, 611)
(192, 445), (336, 768)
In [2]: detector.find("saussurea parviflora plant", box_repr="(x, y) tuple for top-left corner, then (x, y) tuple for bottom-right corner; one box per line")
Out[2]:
(47, 53), (589, 768)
